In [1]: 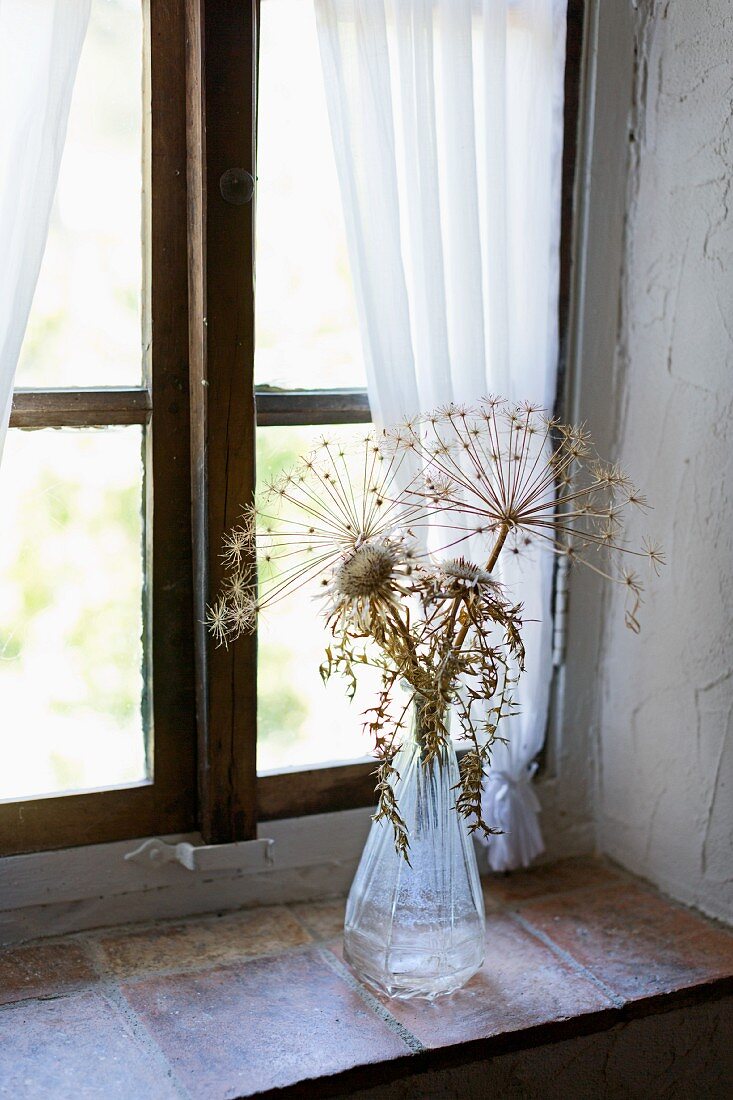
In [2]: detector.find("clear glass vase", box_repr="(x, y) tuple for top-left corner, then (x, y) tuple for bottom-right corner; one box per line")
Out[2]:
(344, 702), (485, 999)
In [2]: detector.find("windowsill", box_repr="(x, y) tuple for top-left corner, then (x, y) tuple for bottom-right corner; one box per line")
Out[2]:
(1, 858), (731, 1097)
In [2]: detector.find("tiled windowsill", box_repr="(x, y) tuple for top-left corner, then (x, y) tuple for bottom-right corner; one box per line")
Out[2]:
(1, 858), (732, 1098)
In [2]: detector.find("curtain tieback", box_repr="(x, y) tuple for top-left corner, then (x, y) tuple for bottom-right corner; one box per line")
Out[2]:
(488, 762), (538, 791)
(487, 764), (541, 828)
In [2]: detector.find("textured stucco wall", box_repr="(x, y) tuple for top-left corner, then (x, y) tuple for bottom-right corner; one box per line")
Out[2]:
(590, 0), (733, 923)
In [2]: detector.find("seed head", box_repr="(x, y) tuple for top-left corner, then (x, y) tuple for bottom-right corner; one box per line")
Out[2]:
(335, 543), (399, 598)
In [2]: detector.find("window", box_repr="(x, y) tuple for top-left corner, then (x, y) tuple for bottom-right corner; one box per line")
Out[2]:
(255, 1), (376, 775)
(0, 0), (584, 856)
(1, 0), (196, 855)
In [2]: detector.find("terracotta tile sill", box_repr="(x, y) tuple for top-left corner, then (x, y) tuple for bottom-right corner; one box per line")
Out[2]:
(0, 858), (731, 1099)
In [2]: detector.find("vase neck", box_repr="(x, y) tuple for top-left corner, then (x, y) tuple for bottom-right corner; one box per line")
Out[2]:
(410, 694), (449, 755)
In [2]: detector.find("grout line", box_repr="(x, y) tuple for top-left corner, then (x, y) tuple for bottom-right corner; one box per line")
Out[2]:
(284, 902), (332, 942)
(507, 910), (625, 1009)
(83, 938), (194, 1100)
(101, 982), (194, 1100)
(317, 947), (426, 1055)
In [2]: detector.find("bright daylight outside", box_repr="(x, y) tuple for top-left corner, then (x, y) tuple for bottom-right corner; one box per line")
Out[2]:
(0, 0), (377, 798)
(255, 0), (377, 772)
(1, 0), (145, 801)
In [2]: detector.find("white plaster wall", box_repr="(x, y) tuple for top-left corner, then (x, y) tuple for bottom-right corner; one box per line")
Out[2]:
(586, 0), (733, 923)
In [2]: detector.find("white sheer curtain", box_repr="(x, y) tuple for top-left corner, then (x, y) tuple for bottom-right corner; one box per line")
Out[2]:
(315, 0), (566, 870)
(0, 0), (90, 462)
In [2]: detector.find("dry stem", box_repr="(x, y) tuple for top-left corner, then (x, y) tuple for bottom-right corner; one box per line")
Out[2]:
(441, 522), (510, 688)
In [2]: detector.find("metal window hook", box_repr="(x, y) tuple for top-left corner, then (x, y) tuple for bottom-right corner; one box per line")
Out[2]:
(124, 836), (274, 872)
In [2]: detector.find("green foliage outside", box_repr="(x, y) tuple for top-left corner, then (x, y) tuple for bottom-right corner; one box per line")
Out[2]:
(0, 429), (145, 798)
(255, 428), (320, 764)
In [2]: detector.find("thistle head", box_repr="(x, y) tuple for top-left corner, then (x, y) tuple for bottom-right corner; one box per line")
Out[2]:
(335, 541), (402, 598)
(322, 535), (417, 634)
(438, 557), (496, 592)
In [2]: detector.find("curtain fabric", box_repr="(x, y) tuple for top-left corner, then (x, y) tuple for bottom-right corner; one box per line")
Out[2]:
(315, 0), (567, 870)
(0, 0), (91, 462)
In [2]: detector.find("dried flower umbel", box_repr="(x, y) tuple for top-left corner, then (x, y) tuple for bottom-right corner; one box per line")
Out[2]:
(210, 400), (662, 856)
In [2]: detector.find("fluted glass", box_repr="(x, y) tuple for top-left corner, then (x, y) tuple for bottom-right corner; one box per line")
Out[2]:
(344, 704), (485, 999)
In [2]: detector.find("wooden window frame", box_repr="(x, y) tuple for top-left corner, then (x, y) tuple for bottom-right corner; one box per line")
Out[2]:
(1, 0), (197, 856)
(1, 0), (584, 857)
(188, 0), (587, 841)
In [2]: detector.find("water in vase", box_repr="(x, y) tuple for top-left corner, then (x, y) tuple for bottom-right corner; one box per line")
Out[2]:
(344, 723), (485, 999)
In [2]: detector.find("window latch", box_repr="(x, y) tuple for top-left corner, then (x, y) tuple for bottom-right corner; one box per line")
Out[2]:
(219, 167), (254, 205)
(124, 836), (274, 872)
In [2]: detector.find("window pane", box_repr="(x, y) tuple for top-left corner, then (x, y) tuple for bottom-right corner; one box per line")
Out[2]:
(0, 428), (146, 800)
(15, 0), (143, 388)
(256, 426), (380, 773)
(255, 0), (366, 391)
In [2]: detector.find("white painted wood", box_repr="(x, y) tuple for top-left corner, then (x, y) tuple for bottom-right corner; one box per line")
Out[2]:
(123, 836), (275, 872)
(0, 808), (375, 943)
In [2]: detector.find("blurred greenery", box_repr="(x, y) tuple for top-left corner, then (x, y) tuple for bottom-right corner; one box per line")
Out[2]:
(255, 427), (314, 763)
(1, 0), (146, 800)
(257, 642), (307, 755)
(0, 428), (146, 799)
(254, 425), (377, 772)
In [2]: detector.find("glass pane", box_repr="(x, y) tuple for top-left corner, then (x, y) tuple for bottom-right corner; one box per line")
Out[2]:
(256, 426), (380, 773)
(15, 0), (143, 388)
(0, 428), (146, 800)
(255, 0), (366, 390)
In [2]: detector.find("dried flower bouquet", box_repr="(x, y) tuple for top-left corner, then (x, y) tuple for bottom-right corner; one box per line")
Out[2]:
(210, 398), (662, 856)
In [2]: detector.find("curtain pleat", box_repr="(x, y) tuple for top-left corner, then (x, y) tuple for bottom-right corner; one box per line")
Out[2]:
(0, 0), (91, 462)
(315, 0), (567, 870)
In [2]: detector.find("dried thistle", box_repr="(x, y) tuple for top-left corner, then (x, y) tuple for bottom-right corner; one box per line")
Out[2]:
(210, 402), (662, 856)
(320, 534), (418, 635)
(225, 433), (435, 639)
(390, 398), (661, 625)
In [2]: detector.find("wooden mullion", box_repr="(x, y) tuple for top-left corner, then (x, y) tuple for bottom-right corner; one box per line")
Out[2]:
(9, 387), (152, 428)
(257, 762), (376, 822)
(146, 0), (198, 835)
(255, 388), (371, 427)
(257, 750), (470, 822)
(0, 785), (157, 857)
(186, 0), (258, 843)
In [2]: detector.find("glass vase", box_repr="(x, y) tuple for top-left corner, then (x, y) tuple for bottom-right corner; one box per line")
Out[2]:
(344, 701), (485, 999)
